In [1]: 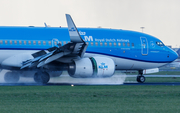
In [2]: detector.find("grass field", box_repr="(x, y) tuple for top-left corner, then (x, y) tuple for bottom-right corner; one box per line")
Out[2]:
(0, 86), (180, 113)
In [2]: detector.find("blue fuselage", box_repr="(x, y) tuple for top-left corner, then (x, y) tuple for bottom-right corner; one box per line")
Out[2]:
(0, 26), (178, 70)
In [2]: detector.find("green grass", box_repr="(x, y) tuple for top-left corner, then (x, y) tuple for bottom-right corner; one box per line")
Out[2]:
(0, 86), (180, 113)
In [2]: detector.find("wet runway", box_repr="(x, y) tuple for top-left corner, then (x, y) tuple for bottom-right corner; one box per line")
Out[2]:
(48, 82), (180, 86)
(0, 70), (179, 86)
(0, 82), (180, 86)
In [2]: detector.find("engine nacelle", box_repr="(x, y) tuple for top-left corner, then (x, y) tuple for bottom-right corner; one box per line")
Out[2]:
(68, 57), (115, 78)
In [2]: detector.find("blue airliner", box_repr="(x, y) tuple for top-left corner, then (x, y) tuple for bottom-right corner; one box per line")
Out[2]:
(0, 14), (178, 83)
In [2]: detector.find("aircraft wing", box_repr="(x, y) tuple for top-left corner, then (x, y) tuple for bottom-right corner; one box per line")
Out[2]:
(21, 14), (87, 69)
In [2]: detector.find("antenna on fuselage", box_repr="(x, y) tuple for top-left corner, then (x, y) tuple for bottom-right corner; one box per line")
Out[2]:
(140, 27), (145, 32)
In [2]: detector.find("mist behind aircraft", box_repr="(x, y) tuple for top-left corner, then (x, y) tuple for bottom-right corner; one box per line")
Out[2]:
(0, 70), (126, 85)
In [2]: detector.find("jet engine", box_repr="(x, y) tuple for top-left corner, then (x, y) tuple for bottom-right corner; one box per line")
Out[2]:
(68, 57), (115, 78)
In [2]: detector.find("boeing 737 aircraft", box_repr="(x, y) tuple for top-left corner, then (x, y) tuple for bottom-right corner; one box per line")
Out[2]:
(0, 14), (178, 84)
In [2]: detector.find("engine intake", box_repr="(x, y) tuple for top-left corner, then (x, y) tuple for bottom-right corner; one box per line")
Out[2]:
(68, 57), (115, 78)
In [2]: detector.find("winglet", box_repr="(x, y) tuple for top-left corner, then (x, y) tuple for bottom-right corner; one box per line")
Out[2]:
(66, 14), (84, 43)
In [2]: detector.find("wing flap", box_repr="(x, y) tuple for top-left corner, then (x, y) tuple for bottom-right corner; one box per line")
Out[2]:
(39, 50), (56, 62)
(44, 53), (64, 64)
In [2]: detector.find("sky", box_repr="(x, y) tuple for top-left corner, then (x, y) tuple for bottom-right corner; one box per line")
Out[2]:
(0, 0), (180, 47)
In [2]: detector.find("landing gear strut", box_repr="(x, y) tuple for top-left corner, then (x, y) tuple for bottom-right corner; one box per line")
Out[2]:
(34, 71), (50, 84)
(136, 70), (145, 83)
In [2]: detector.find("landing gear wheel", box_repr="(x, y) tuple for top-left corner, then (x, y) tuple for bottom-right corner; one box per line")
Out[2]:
(34, 71), (50, 84)
(4, 72), (20, 83)
(137, 76), (145, 83)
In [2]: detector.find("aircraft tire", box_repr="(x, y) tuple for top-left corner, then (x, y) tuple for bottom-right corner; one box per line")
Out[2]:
(34, 71), (50, 84)
(136, 76), (145, 83)
(4, 72), (20, 83)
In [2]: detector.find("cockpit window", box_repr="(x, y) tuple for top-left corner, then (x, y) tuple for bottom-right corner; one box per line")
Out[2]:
(156, 41), (164, 47)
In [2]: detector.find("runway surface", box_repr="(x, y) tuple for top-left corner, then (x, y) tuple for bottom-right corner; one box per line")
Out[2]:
(127, 75), (180, 77)
(0, 70), (179, 86)
(0, 82), (180, 86)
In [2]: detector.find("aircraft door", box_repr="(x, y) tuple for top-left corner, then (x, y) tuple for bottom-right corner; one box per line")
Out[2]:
(52, 38), (59, 47)
(140, 37), (148, 55)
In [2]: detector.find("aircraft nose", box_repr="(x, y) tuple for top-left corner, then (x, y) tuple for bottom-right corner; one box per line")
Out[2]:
(170, 49), (178, 61)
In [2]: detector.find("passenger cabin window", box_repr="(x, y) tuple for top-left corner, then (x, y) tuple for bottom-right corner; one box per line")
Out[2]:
(63, 41), (66, 45)
(105, 42), (107, 46)
(95, 42), (98, 46)
(48, 41), (51, 45)
(127, 43), (130, 47)
(28, 41), (31, 45)
(109, 42), (112, 46)
(54, 41), (57, 45)
(43, 41), (46, 45)
(10, 40), (12, 44)
(123, 43), (125, 46)
(114, 42), (116, 46)
(14, 40), (17, 44)
(86, 42), (89, 45)
(0, 40), (2, 44)
(5, 40), (7, 44)
(38, 41), (41, 45)
(132, 43), (134, 47)
(24, 41), (27, 45)
(156, 42), (164, 47)
(19, 40), (22, 45)
(118, 43), (121, 46)
(100, 42), (103, 46)
(91, 42), (93, 46)
(33, 41), (36, 45)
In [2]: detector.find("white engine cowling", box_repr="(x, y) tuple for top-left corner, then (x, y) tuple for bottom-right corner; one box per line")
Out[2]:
(68, 57), (115, 78)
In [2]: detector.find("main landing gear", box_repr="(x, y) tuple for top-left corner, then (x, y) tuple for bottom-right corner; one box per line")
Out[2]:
(4, 71), (20, 83)
(34, 71), (50, 84)
(136, 70), (145, 83)
(4, 70), (50, 84)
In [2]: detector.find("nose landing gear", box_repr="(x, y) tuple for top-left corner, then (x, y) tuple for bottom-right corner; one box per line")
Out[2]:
(136, 70), (145, 83)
